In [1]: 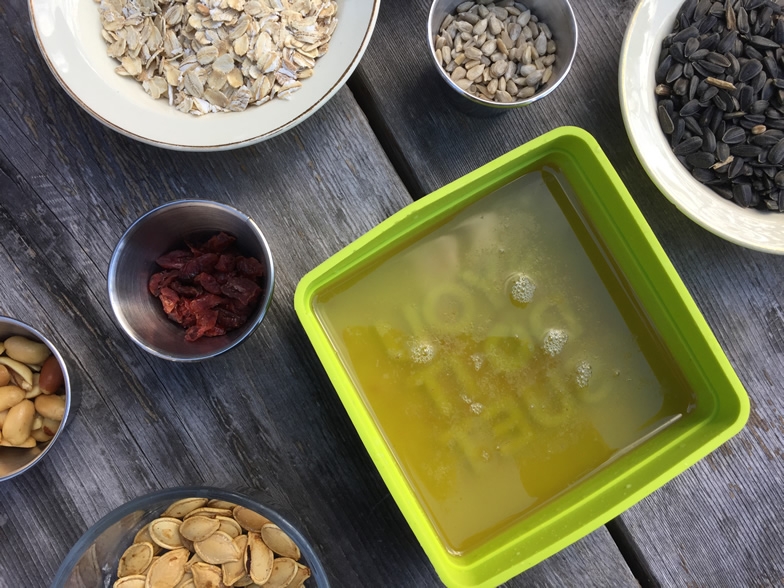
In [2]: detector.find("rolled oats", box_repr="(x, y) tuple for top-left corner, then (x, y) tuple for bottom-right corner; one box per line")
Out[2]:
(96, 0), (338, 115)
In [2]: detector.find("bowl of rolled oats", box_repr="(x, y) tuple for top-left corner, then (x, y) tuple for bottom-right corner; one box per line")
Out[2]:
(51, 486), (329, 587)
(28, 0), (380, 150)
(428, 0), (578, 110)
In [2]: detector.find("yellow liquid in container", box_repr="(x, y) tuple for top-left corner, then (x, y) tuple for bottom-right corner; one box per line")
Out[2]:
(313, 170), (695, 555)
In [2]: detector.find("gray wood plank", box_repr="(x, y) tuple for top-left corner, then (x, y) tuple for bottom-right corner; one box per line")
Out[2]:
(0, 0), (635, 586)
(352, 0), (784, 584)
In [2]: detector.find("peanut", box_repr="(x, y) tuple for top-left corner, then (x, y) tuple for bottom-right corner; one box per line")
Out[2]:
(0, 436), (36, 448)
(31, 428), (54, 443)
(34, 394), (65, 421)
(39, 355), (64, 394)
(0, 365), (9, 387)
(41, 418), (60, 437)
(3, 336), (51, 365)
(3, 399), (35, 446)
(0, 386), (24, 412)
(0, 357), (32, 386)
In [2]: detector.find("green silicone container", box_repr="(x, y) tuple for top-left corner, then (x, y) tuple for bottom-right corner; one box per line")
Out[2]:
(294, 127), (749, 587)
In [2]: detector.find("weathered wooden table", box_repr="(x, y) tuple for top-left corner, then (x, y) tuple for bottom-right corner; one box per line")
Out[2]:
(1, 0), (783, 586)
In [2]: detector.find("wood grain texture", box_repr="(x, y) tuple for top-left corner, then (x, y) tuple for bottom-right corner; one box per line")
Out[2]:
(0, 0), (635, 586)
(353, 0), (784, 585)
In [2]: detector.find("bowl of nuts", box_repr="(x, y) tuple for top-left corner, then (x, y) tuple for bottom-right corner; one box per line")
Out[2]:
(28, 0), (379, 150)
(428, 0), (578, 109)
(621, 0), (784, 254)
(108, 200), (275, 362)
(51, 486), (328, 587)
(0, 316), (70, 482)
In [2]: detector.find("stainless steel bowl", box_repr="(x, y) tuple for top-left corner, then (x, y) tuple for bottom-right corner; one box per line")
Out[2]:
(0, 316), (72, 481)
(428, 0), (578, 111)
(108, 200), (275, 362)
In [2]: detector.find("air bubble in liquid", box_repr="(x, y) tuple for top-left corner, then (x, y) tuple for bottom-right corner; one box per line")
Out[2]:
(576, 360), (592, 388)
(470, 402), (484, 415)
(409, 340), (435, 364)
(542, 328), (568, 356)
(509, 273), (536, 304)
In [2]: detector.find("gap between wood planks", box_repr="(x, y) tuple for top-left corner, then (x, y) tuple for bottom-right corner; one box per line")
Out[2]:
(347, 71), (664, 588)
(347, 71), (427, 201)
(606, 518), (661, 587)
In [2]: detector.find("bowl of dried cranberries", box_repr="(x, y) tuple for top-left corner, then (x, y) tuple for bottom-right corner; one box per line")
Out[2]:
(108, 200), (275, 361)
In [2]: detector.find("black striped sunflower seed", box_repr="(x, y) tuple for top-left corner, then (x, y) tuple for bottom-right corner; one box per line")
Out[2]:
(655, 0), (784, 211)
(673, 136), (704, 155)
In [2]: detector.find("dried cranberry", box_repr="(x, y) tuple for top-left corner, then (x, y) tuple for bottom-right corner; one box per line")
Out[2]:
(150, 232), (266, 341)
(202, 232), (236, 253)
(236, 256), (265, 278)
(156, 249), (192, 269)
(221, 276), (262, 307)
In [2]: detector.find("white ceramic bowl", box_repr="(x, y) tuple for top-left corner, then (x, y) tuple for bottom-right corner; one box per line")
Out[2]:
(28, 0), (379, 151)
(620, 0), (784, 254)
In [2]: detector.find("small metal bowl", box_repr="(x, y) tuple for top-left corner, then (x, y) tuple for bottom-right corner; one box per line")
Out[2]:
(428, 0), (578, 112)
(0, 316), (71, 482)
(108, 200), (275, 362)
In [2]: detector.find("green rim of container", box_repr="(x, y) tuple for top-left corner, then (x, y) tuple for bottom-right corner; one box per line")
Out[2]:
(294, 126), (749, 587)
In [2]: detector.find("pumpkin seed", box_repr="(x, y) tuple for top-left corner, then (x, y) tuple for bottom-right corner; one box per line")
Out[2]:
(184, 507), (233, 520)
(113, 575), (147, 588)
(179, 516), (220, 543)
(263, 557), (298, 588)
(194, 531), (241, 565)
(207, 500), (238, 510)
(260, 525), (301, 560)
(290, 562), (312, 588)
(216, 516), (243, 539)
(232, 506), (271, 533)
(145, 548), (188, 588)
(117, 542), (154, 577)
(174, 573), (194, 588)
(221, 536), (248, 586)
(190, 562), (223, 588)
(149, 518), (185, 550)
(247, 532), (273, 585)
(163, 498), (209, 519)
(135, 524), (162, 555)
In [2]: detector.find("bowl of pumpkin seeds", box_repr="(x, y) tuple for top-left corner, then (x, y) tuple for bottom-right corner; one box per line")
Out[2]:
(621, 0), (784, 254)
(428, 0), (578, 109)
(51, 487), (328, 587)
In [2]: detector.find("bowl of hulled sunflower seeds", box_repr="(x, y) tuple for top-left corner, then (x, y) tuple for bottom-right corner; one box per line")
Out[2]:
(621, 0), (784, 254)
(428, 0), (578, 110)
